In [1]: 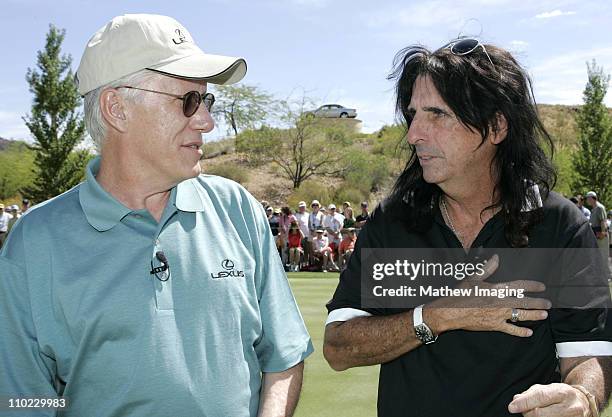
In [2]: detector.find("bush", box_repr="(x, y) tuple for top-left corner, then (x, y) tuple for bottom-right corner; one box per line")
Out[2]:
(344, 153), (391, 194)
(372, 124), (408, 158)
(286, 180), (333, 208)
(333, 186), (367, 207)
(235, 126), (278, 167)
(204, 164), (249, 185)
(202, 137), (234, 159)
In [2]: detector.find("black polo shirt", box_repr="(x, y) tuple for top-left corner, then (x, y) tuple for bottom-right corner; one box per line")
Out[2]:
(326, 191), (611, 417)
(356, 213), (369, 223)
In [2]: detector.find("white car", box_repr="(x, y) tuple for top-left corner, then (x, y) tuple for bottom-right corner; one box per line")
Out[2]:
(306, 104), (357, 118)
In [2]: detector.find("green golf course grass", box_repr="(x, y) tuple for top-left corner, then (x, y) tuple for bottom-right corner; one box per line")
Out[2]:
(288, 273), (612, 417)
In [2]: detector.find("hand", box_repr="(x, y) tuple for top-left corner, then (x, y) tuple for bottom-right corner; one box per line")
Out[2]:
(595, 231), (605, 240)
(508, 383), (592, 416)
(426, 255), (552, 337)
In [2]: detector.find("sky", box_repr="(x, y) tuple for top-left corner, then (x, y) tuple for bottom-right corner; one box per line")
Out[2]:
(1, 0), (612, 142)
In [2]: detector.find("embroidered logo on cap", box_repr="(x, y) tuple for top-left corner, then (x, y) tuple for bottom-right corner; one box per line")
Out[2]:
(172, 28), (187, 45)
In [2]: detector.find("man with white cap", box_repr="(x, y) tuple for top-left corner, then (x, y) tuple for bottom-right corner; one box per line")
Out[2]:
(0, 14), (312, 417)
(323, 204), (344, 270)
(6, 205), (20, 234)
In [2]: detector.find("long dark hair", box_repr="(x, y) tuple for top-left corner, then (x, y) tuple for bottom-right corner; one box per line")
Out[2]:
(386, 43), (556, 247)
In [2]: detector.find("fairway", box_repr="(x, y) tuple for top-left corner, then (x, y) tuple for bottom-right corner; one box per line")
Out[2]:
(289, 274), (379, 417)
(288, 273), (612, 417)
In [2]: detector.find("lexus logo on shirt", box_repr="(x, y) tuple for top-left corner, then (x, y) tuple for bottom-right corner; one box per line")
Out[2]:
(221, 259), (234, 270)
(211, 259), (244, 279)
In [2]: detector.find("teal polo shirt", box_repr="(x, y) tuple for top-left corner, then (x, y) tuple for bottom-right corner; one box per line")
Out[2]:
(0, 157), (313, 417)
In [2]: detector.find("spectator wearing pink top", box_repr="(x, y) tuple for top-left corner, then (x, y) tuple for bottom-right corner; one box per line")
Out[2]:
(279, 206), (297, 265)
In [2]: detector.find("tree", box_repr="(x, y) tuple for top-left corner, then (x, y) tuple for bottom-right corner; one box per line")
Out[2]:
(22, 25), (89, 203)
(571, 60), (612, 207)
(236, 96), (352, 188)
(212, 84), (274, 136)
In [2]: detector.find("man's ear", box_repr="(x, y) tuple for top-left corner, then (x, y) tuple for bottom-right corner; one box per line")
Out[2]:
(99, 88), (129, 133)
(490, 112), (508, 145)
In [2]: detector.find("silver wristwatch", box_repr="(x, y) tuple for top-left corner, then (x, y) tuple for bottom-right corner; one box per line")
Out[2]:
(413, 305), (437, 344)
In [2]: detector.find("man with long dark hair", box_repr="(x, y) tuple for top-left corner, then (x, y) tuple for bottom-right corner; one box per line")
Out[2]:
(323, 39), (611, 417)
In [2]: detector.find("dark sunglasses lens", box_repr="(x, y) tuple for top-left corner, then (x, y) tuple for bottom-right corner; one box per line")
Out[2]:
(451, 39), (479, 54)
(203, 93), (215, 111)
(183, 91), (201, 117)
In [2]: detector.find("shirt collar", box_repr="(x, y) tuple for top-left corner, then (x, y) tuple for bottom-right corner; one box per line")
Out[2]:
(79, 157), (133, 232)
(79, 158), (206, 232)
(174, 178), (206, 212)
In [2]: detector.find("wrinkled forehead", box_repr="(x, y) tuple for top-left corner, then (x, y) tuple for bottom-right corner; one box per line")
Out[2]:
(408, 75), (448, 108)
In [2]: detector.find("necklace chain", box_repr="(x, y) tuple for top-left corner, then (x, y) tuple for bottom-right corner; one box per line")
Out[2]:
(440, 197), (465, 248)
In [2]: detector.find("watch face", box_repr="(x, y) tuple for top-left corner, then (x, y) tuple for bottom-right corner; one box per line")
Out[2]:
(415, 324), (434, 343)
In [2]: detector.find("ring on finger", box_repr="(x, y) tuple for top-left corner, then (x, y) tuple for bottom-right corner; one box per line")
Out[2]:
(511, 308), (520, 323)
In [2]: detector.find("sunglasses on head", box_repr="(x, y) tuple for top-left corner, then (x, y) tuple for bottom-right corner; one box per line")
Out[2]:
(117, 86), (215, 117)
(442, 37), (494, 68)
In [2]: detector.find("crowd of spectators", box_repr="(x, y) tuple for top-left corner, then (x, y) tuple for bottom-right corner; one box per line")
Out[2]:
(264, 192), (611, 274)
(0, 199), (30, 249)
(262, 199), (370, 272)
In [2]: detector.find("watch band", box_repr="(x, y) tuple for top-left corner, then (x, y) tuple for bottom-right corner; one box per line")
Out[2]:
(413, 305), (437, 344)
(414, 304), (425, 326)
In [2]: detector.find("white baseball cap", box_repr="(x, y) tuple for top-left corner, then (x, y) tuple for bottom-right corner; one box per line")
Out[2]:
(585, 191), (597, 198)
(328, 204), (336, 210)
(76, 14), (247, 95)
(311, 200), (320, 206)
(298, 201), (307, 207)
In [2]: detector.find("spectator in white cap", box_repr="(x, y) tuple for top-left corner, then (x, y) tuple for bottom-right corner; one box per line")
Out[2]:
(323, 204), (343, 270)
(312, 229), (334, 272)
(7, 205), (20, 234)
(0, 14), (312, 417)
(585, 191), (610, 261)
(308, 199), (324, 243)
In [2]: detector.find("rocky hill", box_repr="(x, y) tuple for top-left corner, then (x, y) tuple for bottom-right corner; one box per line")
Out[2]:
(0, 136), (15, 151)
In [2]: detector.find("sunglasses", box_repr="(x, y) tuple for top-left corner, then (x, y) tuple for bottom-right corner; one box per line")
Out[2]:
(117, 86), (215, 117)
(442, 37), (494, 68)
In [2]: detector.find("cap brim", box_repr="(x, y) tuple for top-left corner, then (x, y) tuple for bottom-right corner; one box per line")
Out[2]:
(148, 53), (247, 85)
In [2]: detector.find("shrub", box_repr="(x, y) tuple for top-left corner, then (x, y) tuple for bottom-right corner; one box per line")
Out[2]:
(204, 164), (249, 185)
(286, 180), (333, 208)
(333, 186), (367, 207)
(235, 126), (278, 167)
(344, 153), (391, 194)
(202, 137), (234, 159)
